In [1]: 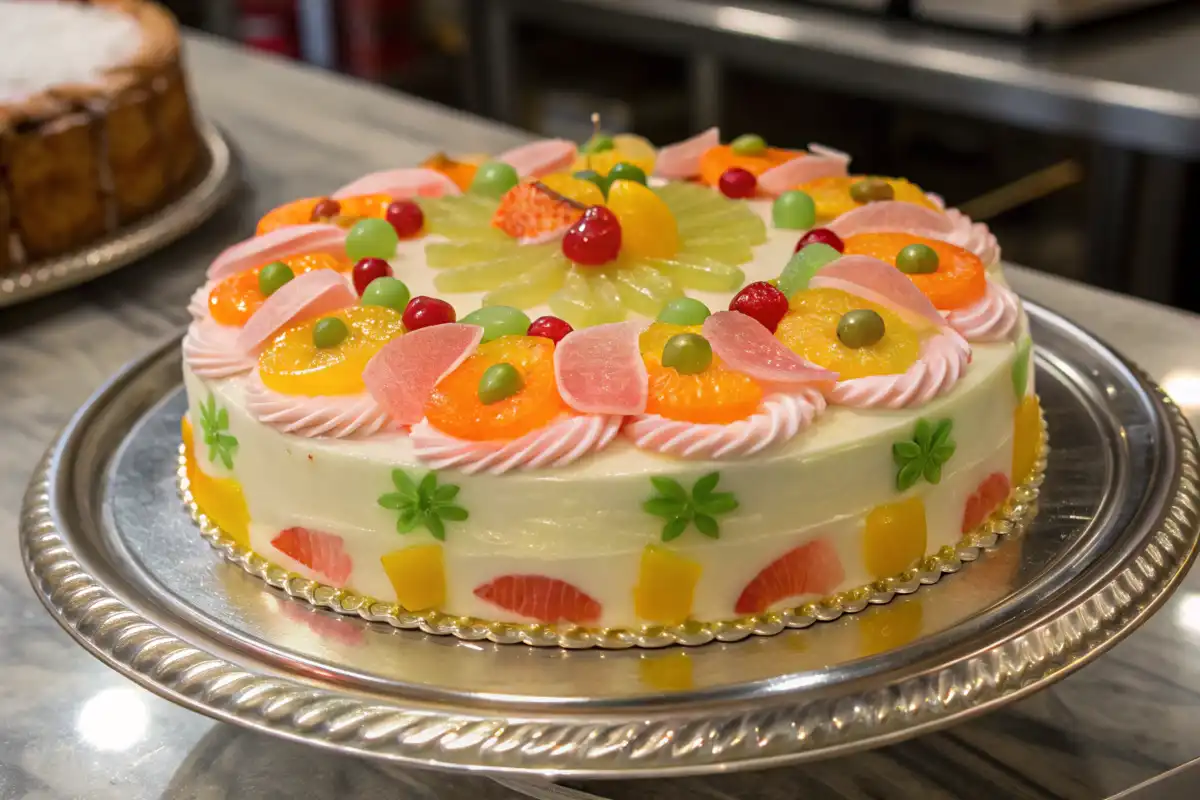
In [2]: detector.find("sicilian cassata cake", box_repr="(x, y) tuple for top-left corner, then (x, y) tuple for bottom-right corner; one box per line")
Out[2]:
(180, 128), (1042, 642)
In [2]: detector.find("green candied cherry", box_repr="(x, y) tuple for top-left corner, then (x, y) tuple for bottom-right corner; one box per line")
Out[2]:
(257, 260), (295, 296)
(607, 161), (647, 186)
(730, 133), (767, 156)
(657, 297), (711, 326)
(837, 309), (885, 349)
(581, 133), (615, 154)
(460, 305), (532, 343)
(850, 178), (894, 204)
(313, 316), (349, 349)
(346, 218), (400, 262)
(361, 276), (411, 312)
(468, 161), (520, 199)
(896, 243), (939, 275)
(661, 333), (712, 375)
(772, 190), (817, 230)
(477, 362), (524, 405)
(778, 242), (841, 298)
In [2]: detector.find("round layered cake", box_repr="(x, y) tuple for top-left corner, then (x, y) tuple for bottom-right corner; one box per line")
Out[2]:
(181, 130), (1043, 642)
(0, 0), (200, 271)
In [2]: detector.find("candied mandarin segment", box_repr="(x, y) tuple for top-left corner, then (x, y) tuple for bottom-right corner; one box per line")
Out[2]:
(381, 544), (446, 610)
(425, 336), (564, 442)
(842, 232), (987, 310)
(798, 175), (939, 221)
(1012, 395), (1042, 484)
(640, 322), (762, 425)
(777, 288), (921, 380)
(423, 152), (482, 192)
(258, 306), (405, 397)
(337, 193), (394, 223)
(208, 253), (352, 327)
(606, 180), (679, 259)
(863, 497), (927, 580)
(538, 172), (606, 206)
(634, 545), (702, 624)
(492, 183), (584, 240)
(257, 197), (321, 235)
(698, 144), (799, 188)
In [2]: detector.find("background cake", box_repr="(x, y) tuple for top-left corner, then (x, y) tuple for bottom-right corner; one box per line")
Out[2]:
(181, 130), (1042, 640)
(0, 0), (200, 271)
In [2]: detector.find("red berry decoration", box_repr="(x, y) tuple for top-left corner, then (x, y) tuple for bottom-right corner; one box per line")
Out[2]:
(729, 281), (789, 332)
(526, 315), (573, 344)
(352, 257), (392, 296)
(402, 296), (456, 331)
(386, 200), (424, 239)
(794, 227), (844, 254)
(310, 197), (341, 221)
(562, 206), (622, 266)
(718, 167), (757, 199)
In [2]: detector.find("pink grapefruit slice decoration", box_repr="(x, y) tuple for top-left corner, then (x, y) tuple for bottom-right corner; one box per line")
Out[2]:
(758, 155), (849, 197)
(734, 538), (845, 614)
(332, 167), (462, 200)
(497, 139), (577, 178)
(474, 574), (602, 624)
(654, 127), (719, 179)
(808, 255), (949, 331)
(826, 201), (952, 240)
(703, 311), (837, 386)
(554, 321), (649, 415)
(271, 527), (353, 584)
(208, 224), (348, 281)
(363, 323), (485, 426)
(235, 269), (356, 354)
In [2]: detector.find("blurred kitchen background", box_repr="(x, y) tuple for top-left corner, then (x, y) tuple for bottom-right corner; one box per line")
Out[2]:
(163, 0), (1200, 311)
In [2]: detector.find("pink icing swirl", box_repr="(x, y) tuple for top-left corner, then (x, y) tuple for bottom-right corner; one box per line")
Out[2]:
(625, 390), (826, 459)
(925, 194), (1001, 266)
(183, 320), (256, 379)
(410, 414), (622, 474)
(945, 278), (1019, 342)
(243, 374), (397, 439)
(830, 331), (970, 409)
(188, 282), (212, 321)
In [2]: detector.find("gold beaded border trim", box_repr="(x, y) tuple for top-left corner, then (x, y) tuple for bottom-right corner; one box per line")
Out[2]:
(177, 413), (1047, 649)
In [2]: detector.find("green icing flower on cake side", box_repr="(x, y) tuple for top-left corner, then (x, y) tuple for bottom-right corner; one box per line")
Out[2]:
(378, 469), (468, 541)
(643, 472), (739, 541)
(893, 418), (956, 492)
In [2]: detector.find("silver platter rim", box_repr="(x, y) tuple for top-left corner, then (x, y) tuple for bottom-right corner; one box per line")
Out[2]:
(20, 302), (1200, 777)
(0, 120), (238, 308)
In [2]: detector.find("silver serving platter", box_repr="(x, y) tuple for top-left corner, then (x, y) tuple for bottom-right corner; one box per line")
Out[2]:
(0, 120), (238, 308)
(20, 302), (1200, 777)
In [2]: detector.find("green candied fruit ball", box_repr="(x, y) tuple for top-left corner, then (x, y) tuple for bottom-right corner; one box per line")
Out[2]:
(478, 362), (524, 405)
(574, 168), (610, 196)
(730, 133), (767, 156)
(778, 242), (841, 298)
(257, 260), (295, 297)
(361, 276), (411, 312)
(312, 316), (349, 349)
(661, 333), (713, 375)
(657, 297), (711, 326)
(836, 309), (885, 349)
(582, 134), (615, 154)
(772, 190), (817, 230)
(849, 178), (894, 204)
(346, 218), (400, 262)
(896, 243), (940, 275)
(460, 305), (532, 343)
(469, 161), (520, 199)
(606, 162), (647, 185)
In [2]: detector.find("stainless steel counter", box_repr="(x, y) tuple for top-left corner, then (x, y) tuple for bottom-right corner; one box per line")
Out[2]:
(2, 35), (1200, 800)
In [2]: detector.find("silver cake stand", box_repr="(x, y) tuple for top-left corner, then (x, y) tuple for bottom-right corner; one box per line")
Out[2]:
(0, 120), (239, 308)
(19, 302), (1200, 778)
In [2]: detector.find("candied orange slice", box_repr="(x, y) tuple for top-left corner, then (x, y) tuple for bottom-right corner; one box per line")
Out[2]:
(639, 323), (762, 425)
(425, 336), (564, 441)
(842, 232), (986, 310)
(208, 252), (352, 327)
(776, 288), (920, 380)
(798, 175), (939, 221)
(492, 183), (585, 241)
(255, 194), (392, 235)
(257, 197), (322, 235)
(698, 144), (800, 188)
(258, 306), (405, 396)
(423, 152), (481, 192)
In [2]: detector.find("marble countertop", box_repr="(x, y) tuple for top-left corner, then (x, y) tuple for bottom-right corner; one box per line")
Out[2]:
(2, 34), (1200, 800)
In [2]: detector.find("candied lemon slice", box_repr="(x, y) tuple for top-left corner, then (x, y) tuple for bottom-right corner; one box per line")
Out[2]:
(572, 133), (657, 177)
(776, 288), (920, 380)
(799, 175), (939, 221)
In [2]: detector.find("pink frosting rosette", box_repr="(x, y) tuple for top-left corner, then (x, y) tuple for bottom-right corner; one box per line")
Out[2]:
(944, 277), (1020, 342)
(183, 319), (257, 380)
(243, 374), (396, 439)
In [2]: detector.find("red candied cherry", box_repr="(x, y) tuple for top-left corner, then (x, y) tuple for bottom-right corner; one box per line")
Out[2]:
(402, 296), (456, 330)
(730, 281), (789, 332)
(386, 200), (425, 239)
(310, 197), (341, 221)
(352, 257), (393, 296)
(526, 315), (573, 344)
(718, 167), (757, 199)
(562, 206), (622, 266)
(794, 227), (844, 254)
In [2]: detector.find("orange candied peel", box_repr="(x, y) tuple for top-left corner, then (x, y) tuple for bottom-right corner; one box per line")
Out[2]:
(425, 335), (565, 442)
(423, 152), (482, 192)
(208, 252), (352, 327)
(258, 305), (405, 397)
(842, 232), (986, 310)
(698, 144), (800, 188)
(256, 193), (393, 235)
(639, 323), (762, 425)
(798, 175), (939, 221)
(492, 182), (586, 241)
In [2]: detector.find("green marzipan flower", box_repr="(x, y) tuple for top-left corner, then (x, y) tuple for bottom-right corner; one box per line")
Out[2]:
(378, 469), (468, 541)
(198, 392), (238, 470)
(893, 418), (956, 492)
(642, 472), (739, 542)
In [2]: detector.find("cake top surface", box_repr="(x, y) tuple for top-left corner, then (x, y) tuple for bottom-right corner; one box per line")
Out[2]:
(0, 0), (142, 106)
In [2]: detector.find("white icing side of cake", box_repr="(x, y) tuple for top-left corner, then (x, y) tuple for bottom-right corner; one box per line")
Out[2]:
(0, 1), (141, 105)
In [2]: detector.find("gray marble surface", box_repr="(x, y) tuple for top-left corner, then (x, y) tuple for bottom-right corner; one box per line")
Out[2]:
(2, 34), (1200, 800)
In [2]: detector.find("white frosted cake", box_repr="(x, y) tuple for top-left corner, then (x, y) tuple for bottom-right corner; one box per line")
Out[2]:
(180, 130), (1043, 641)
